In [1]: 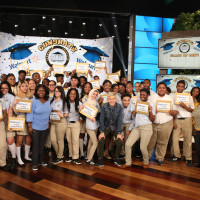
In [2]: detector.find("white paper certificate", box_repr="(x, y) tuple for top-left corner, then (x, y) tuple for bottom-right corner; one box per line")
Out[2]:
(76, 63), (89, 73)
(136, 101), (149, 115)
(156, 100), (172, 112)
(175, 93), (190, 105)
(15, 100), (32, 113)
(17, 61), (29, 71)
(107, 73), (120, 82)
(90, 80), (100, 89)
(80, 103), (98, 119)
(50, 110), (61, 122)
(53, 64), (64, 74)
(100, 94), (108, 104)
(8, 117), (25, 131)
(107, 78), (117, 85)
(131, 96), (138, 106)
(95, 61), (106, 69)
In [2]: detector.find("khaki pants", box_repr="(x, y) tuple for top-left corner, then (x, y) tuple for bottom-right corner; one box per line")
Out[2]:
(121, 123), (130, 155)
(86, 128), (98, 161)
(148, 119), (173, 161)
(172, 118), (192, 160)
(125, 124), (153, 165)
(50, 118), (67, 159)
(66, 121), (80, 159)
(45, 128), (51, 148)
(0, 121), (6, 166)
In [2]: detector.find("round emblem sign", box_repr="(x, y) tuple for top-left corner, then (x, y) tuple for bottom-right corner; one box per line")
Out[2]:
(179, 43), (190, 53)
(45, 46), (70, 67)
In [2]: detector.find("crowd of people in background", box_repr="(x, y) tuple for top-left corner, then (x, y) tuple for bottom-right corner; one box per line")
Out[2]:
(0, 68), (200, 171)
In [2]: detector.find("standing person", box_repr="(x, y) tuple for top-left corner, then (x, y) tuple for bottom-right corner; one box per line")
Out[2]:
(42, 78), (50, 88)
(16, 70), (26, 86)
(0, 74), (6, 83)
(65, 88), (82, 165)
(48, 80), (56, 100)
(1, 82), (16, 169)
(98, 80), (112, 105)
(50, 86), (67, 164)
(169, 80), (194, 167)
(55, 74), (64, 86)
(148, 82), (178, 165)
(12, 81), (32, 165)
(79, 82), (93, 159)
(118, 83), (126, 99)
(6, 73), (18, 95)
(120, 77), (127, 85)
(134, 82), (141, 95)
(80, 89), (100, 165)
(0, 89), (10, 170)
(192, 94), (200, 168)
(32, 72), (41, 85)
(124, 88), (155, 168)
(68, 76), (82, 97)
(79, 76), (87, 89)
(26, 84), (51, 171)
(28, 79), (36, 97)
(191, 87), (200, 103)
(98, 92), (123, 167)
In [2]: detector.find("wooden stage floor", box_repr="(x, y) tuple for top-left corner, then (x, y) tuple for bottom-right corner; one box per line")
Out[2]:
(0, 156), (200, 200)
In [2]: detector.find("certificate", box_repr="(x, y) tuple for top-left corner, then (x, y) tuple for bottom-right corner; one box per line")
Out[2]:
(100, 94), (108, 104)
(50, 110), (61, 122)
(29, 70), (43, 79)
(115, 70), (121, 77)
(17, 61), (29, 71)
(131, 96), (138, 106)
(80, 103), (98, 120)
(0, 105), (2, 119)
(156, 100), (172, 112)
(76, 63), (89, 73)
(175, 93), (190, 105)
(107, 73), (120, 82)
(90, 80), (100, 89)
(8, 117), (25, 131)
(53, 64), (64, 74)
(107, 78), (117, 85)
(95, 61), (106, 69)
(135, 101), (149, 115)
(15, 100), (32, 113)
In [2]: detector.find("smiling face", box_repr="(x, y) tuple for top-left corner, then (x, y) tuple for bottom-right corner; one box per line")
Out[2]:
(103, 82), (111, 93)
(84, 83), (92, 95)
(7, 75), (16, 87)
(32, 73), (41, 84)
(28, 80), (36, 90)
(71, 78), (79, 88)
(140, 91), (149, 102)
(91, 91), (98, 100)
(122, 96), (131, 108)
(1, 83), (9, 95)
(108, 95), (117, 107)
(126, 83), (133, 94)
(176, 83), (185, 93)
(20, 83), (28, 94)
(69, 89), (77, 102)
(37, 86), (45, 98)
(112, 85), (119, 93)
(157, 84), (167, 97)
(192, 88), (200, 99)
(134, 83), (141, 92)
(54, 88), (61, 98)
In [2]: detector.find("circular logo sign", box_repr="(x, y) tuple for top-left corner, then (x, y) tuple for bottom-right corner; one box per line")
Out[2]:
(179, 42), (190, 53)
(45, 46), (70, 67)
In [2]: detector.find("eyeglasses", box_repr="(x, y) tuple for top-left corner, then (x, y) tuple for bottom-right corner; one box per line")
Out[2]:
(55, 90), (61, 93)
(1, 88), (9, 90)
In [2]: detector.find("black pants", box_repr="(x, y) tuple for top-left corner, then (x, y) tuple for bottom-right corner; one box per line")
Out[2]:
(32, 129), (48, 165)
(194, 130), (200, 164)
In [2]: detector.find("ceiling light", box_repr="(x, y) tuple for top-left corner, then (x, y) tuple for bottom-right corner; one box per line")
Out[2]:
(48, 30), (51, 33)
(42, 16), (46, 19)
(33, 28), (36, 31)
(14, 24), (18, 28)
(69, 21), (73, 24)
(52, 18), (56, 21)
(82, 22), (86, 25)
(96, 35), (99, 38)
(114, 25), (117, 27)
(81, 33), (84, 36)
(65, 32), (68, 35)
(99, 24), (102, 27)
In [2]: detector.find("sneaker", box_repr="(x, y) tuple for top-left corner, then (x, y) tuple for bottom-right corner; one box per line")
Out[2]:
(32, 165), (38, 171)
(86, 160), (98, 166)
(73, 159), (82, 165)
(98, 158), (104, 167)
(114, 158), (122, 167)
(156, 159), (163, 165)
(186, 160), (193, 167)
(52, 158), (63, 164)
(65, 157), (72, 163)
(0, 165), (10, 171)
(38, 162), (47, 167)
(168, 156), (181, 162)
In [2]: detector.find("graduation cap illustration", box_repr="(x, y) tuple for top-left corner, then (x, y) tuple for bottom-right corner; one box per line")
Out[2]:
(194, 80), (200, 87)
(80, 45), (109, 63)
(1, 43), (37, 60)
(160, 42), (174, 51)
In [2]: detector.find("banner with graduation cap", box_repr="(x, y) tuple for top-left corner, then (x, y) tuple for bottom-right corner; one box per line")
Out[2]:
(159, 36), (200, 69)
(0, 32), (113, 84)
(157, 74), (200, 93)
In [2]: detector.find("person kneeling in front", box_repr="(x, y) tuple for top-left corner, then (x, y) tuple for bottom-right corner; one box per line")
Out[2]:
(98, 92), (123, 167)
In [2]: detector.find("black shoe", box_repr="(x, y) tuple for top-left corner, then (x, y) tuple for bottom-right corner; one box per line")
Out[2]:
(193, 163), (200, 168)
(114, 158), (122, 167)
(73, 159), (82, 165)
(80, 156), (85, 160)
(0, 165), (10, 171)
(65, 157), (72, 163)
(98, 158), (104, 167)
(86, 160), (98, 166)
(11, 158), (16, 170)
(38, 162), (48, 167)
(168, 156), (181, 162)
(52, 158), (63, 164)
(119, 155), (125, 159)
(32, 165), (38, 171)
(186, 160), (193, 167)
(156, 159), (163, 165)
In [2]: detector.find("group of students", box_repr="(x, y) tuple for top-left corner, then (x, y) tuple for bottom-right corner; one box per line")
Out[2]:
(0, 69), (200, 172)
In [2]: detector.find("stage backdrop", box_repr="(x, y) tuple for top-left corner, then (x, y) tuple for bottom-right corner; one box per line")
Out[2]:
(157, 74), (200, 93)
(159, 36), (200, 69)
(0, 32), (113, 84)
